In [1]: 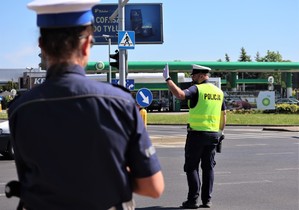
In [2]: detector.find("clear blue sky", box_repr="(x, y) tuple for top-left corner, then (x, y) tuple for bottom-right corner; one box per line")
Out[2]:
(1, 0), (298, 68)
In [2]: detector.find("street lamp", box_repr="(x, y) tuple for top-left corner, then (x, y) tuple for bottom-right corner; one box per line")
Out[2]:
(102, 34), (112, 83)
(26, 67), (33, 89)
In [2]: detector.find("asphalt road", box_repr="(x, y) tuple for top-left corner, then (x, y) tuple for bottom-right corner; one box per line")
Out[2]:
(1, 126), (298, 210)
(136, 125), (299, 210)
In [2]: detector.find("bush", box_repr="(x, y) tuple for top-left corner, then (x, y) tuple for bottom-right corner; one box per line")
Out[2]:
(274, 104), (299, 114)
(229, 104), (299, 114)
(228, 109), (261, 114)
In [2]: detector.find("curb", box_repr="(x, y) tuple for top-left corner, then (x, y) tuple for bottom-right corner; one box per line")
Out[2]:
(262, 127), (299, 132)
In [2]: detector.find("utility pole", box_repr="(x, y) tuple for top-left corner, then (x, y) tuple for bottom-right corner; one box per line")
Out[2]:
(109, 0), (129, 87)
(118, 0), (126, 87)
(103, 34), (112, 83)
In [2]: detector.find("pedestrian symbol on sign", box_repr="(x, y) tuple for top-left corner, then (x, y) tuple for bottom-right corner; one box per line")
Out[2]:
(118, 31), (135, 49)
(121, 33), (132, 46)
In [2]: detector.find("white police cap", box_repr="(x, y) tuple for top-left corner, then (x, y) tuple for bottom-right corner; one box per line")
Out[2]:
(191, 64), (211, 75)
(27, 0), (100, 28)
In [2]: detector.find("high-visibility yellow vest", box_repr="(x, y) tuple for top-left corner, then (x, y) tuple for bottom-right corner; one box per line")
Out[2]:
(188, 83), (224, 132)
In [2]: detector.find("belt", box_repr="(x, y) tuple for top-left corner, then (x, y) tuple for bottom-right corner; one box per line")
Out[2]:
(6, 180), (135, 210)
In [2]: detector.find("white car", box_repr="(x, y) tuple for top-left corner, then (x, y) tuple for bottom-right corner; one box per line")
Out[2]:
(275, 98), (299, 105)
(0, 120), (14, 159)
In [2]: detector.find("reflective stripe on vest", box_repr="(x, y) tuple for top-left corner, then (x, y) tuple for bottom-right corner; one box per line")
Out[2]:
(188, 83), (224, 132)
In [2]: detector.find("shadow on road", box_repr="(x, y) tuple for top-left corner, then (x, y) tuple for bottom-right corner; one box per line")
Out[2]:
(0, 155), (12, 161)
(136, 207), (181, 210)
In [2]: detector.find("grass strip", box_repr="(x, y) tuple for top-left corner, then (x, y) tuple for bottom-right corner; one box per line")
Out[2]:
(147, 112), (299, 126)
(1, 111), (298, 126)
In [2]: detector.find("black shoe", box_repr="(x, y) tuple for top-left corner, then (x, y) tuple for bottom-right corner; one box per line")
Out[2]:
(199, 201), (212, 208)
(181, 200), (200, 209)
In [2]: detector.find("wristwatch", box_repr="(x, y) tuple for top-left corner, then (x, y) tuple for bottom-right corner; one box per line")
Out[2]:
(165, 77), (172, 81)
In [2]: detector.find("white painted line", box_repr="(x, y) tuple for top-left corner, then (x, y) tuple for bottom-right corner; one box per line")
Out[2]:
(155, 144), (184, 148)
(236, 144), (267, 147)
(0, 193), (5, 197)
(256, 152), (294, 155)
(215, 171), (232, 175)
(224, 128), (263, 132)
(216, 180), (272, 186)
(275, 168), (299, 171)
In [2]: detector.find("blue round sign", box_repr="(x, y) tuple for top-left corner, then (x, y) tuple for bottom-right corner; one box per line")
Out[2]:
(136, 88), (153, 107)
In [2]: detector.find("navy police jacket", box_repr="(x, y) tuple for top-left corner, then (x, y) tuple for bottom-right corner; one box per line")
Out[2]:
(8, 64), (161, 210)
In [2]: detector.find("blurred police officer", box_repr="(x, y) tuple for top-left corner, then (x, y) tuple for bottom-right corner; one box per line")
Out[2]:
(163, 64), (226, 208)
(8, 1), (164, 209)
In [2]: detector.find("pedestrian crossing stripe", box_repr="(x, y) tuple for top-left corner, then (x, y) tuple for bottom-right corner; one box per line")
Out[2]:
(118, 31), (135, 49)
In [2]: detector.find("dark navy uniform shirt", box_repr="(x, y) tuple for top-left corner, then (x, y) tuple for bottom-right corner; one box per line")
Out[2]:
(8, 64), (161, 210)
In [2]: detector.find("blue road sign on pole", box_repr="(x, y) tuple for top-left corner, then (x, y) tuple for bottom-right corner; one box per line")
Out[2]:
(112, 79), (135, 90)
(118, 31), (135, 49)
(136, 88), (153, 107)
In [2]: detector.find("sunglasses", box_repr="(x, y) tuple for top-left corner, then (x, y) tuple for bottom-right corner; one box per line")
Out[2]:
(79, 34), (95, 48)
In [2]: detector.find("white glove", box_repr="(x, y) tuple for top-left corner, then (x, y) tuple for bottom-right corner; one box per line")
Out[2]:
(163, 63), (170, 81)
(218, 130), (223, 137)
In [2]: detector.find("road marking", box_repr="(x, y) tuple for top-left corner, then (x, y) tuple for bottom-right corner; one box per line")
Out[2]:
(275, 168), (299, 171)
(227, 133), (293, 139)
(215, 171), (232, 175)
(0, 194), (5, 197)
(256, 152), (294, 155)
(155, 144), (184, 148)
(216, 180), (272, 186)
(225, 128), (263, 132)
(236, 144), (267, 147)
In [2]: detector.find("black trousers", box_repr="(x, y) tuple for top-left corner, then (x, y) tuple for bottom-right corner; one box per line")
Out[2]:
(184, 131), (217, 204)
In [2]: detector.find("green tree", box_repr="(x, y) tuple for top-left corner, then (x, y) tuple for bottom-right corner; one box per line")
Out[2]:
(213, 54), (231, 89)
(3, 81), (18, 91)
(218, 48), (292, 89)
(238, 47), (251, 62)
(225, 53), (230, 62)
(259, 50), (283, 62)
(238, 47), (257, 79)
(257, 50), (286, 85)
(255, 52), (262, 62)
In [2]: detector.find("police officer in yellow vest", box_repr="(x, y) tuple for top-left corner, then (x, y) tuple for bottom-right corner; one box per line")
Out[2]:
(163, 64), (226, 208)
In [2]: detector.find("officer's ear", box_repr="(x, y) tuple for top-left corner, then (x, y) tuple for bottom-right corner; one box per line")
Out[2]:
(80, 35), (92, 56)
(198, 73), (204, 80)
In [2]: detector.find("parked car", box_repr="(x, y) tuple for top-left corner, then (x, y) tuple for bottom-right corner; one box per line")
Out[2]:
(275, 98), (299, 105)
(0, 120), (14, 159)
(147, 99), (162, 112)
(224, 96), (242, 110)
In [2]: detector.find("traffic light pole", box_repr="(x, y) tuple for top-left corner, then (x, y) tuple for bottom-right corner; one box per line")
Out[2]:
(118, 0), (126, 87)
(103, 35), (112, 83)
(108, 37), (112, 83)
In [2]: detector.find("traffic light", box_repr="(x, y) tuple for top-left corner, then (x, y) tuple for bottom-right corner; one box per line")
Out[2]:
(110, 50), (119, 69)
